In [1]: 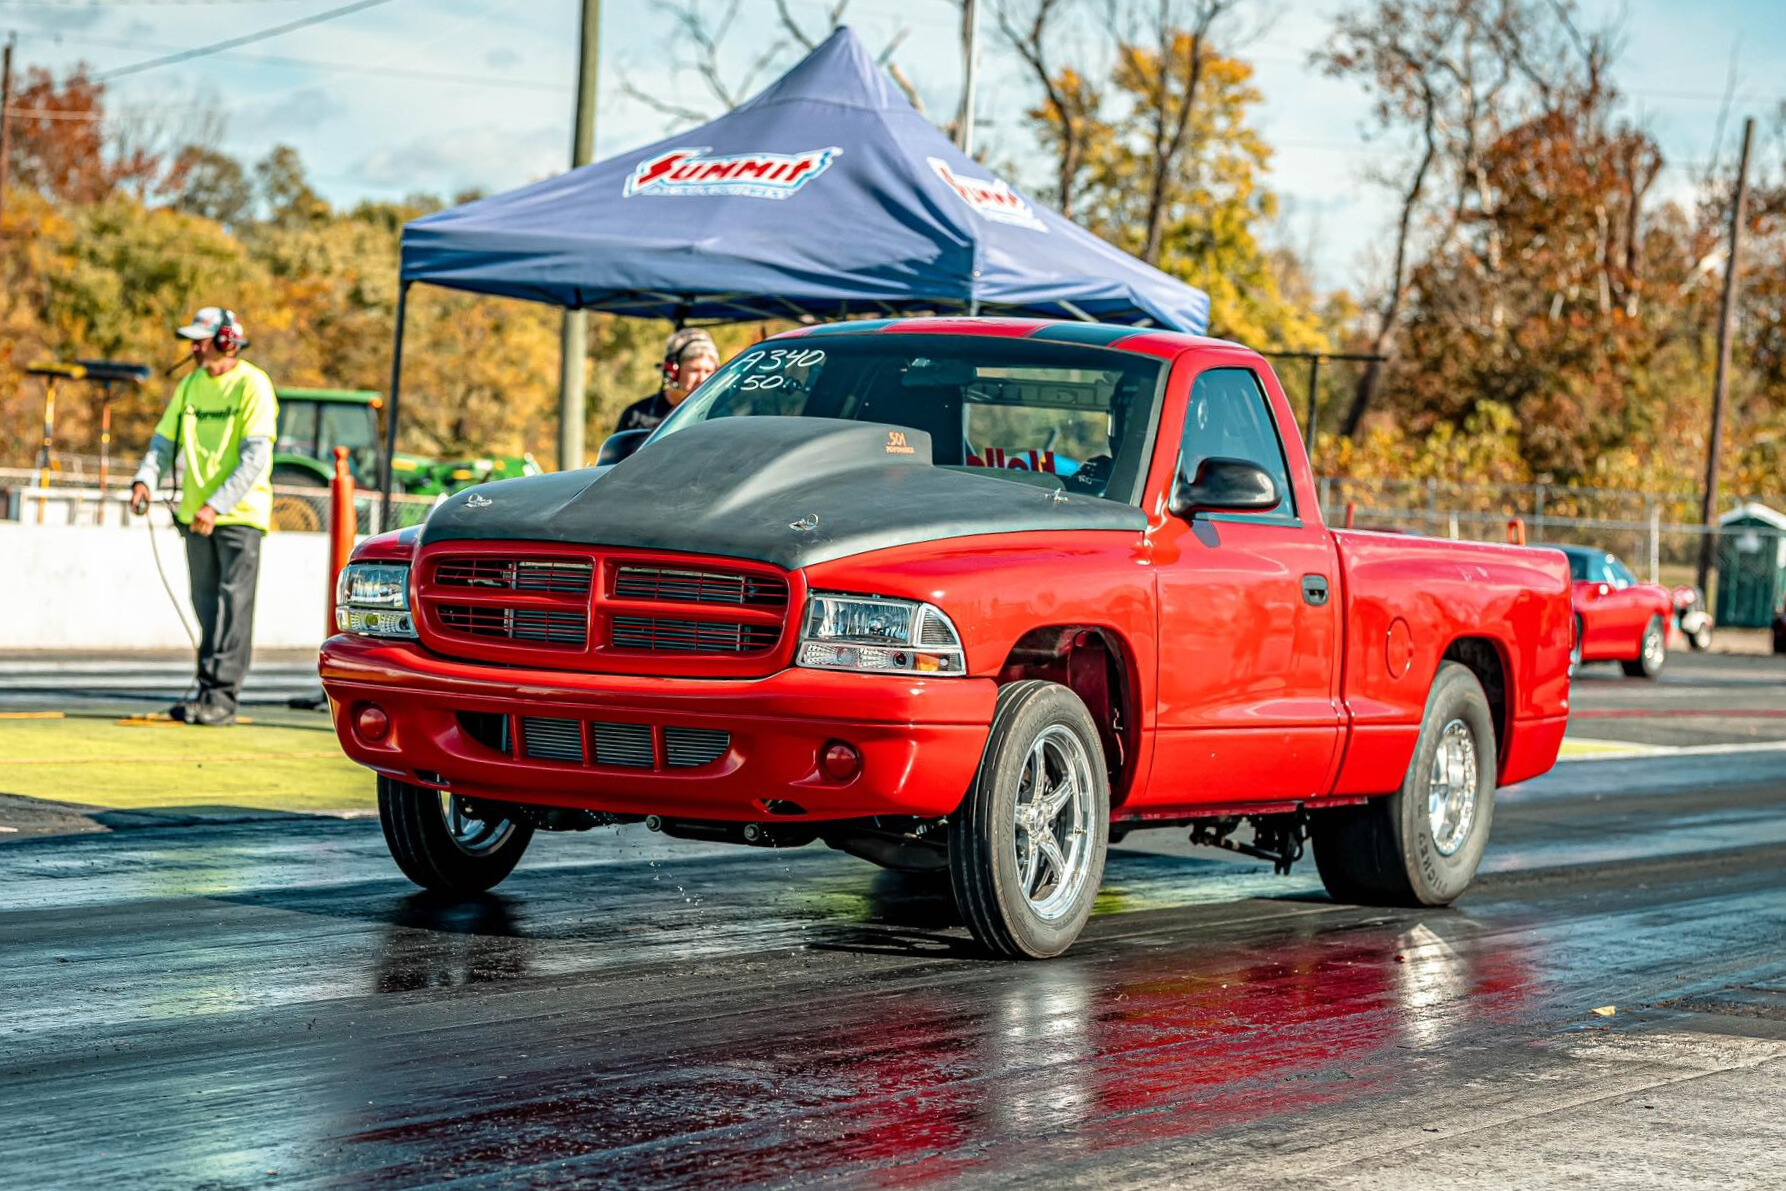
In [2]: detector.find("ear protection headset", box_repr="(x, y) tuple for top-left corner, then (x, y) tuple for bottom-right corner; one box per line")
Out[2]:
(211, 310), (243, 354)
(661, 328), (716, 388)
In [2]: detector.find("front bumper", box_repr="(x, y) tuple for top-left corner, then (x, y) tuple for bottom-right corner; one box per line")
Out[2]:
(318, 635), (996, 821)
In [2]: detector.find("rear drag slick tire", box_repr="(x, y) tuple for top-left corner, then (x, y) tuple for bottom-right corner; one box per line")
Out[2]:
(1310, 661), (1496, 907)
(378, 775), (534, 893)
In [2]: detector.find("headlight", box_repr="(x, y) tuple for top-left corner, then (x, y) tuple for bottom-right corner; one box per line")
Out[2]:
(797, 592), (965, 676)
(334, 563), (417, 638)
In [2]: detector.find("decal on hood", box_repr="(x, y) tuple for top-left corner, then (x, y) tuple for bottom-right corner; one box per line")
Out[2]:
(927, 158), (1047, 231)
(624, 146), (842, 200)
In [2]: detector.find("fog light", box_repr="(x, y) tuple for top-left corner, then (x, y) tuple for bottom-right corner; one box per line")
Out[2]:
(356, 703), (390, 742)
(820, 739), (862, 782)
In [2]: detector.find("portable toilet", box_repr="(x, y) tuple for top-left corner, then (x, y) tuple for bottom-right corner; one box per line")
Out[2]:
(1716, 503), (1786, 628)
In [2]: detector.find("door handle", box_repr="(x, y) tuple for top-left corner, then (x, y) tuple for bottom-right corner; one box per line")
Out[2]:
(1302, 574), (1330, 607)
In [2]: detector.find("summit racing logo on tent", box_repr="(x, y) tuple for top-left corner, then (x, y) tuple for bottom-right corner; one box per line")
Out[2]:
(623, 146), (842, 200)
(927, 159), (1047, 232)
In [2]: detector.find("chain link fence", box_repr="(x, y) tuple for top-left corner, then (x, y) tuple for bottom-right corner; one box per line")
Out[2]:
(1316, 476), (1786, 616)
(0, 465), (439, 533)
(10, 458), (1784, 620)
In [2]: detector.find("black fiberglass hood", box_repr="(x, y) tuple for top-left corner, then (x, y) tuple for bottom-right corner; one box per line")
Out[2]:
(420, 417), (1146, 570)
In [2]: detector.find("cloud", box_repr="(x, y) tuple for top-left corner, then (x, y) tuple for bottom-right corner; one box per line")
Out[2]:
(484, 48), (521, 71)
(349, 125), (566, 193)
(238, 87), (348, 135)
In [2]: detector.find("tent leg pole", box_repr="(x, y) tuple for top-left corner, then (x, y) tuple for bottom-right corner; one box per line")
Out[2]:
(381, 281), (410, 534)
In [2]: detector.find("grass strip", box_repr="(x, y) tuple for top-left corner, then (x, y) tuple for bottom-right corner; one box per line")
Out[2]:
(0, 717), (373, 813)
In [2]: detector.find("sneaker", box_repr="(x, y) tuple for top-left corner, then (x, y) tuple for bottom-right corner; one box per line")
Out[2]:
(189, 702), (237, 727)
(167, 699), (199, 722)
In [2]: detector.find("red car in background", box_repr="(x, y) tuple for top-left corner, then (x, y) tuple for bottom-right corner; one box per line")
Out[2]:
(1556, 545), (1672, 678)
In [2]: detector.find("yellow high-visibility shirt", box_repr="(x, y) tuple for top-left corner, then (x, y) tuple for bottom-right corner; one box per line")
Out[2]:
(152, 361), (278, 532)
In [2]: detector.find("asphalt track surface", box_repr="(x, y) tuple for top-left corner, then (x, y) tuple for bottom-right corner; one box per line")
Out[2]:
(4, 655), (1786, 1189)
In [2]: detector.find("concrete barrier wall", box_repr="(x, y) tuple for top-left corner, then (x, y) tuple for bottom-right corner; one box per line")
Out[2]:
(5, 522), (331, 651)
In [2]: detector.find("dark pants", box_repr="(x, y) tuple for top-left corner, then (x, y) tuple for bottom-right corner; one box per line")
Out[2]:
(181, 523), (264, 711)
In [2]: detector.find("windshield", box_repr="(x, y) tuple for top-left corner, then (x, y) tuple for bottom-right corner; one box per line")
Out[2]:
(650, 334), (1165, 503)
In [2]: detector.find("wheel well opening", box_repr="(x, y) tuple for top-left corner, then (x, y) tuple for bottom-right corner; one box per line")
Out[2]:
(998, 627), (1137, 801)
(1443, 636), (1508, 758)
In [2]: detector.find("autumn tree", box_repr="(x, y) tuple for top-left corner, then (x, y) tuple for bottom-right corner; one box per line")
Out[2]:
(5, 66), (114, 204)
(167, 147), (253, 227)
(994, 0), (1106, 219)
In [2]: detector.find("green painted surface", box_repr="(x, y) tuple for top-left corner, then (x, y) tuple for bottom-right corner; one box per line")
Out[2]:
(0, 716), (374, 813)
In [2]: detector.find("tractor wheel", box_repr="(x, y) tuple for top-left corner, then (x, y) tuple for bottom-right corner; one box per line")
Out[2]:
(271, 465), (326, 533)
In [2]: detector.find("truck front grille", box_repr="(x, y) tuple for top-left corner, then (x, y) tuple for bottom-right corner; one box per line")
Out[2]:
(416, 547), (795, 675)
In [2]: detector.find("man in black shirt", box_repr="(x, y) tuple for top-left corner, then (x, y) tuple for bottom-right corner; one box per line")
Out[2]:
(615, 328), (721, 433)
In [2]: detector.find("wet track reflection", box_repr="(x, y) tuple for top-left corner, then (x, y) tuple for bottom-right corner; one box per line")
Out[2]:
(4, 750), (1786, 1189)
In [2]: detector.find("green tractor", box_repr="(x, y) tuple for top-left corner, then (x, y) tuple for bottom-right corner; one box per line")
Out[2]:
(271, 388), (538, 531)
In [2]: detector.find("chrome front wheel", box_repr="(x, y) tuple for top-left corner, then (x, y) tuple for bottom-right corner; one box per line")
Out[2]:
(438, 791), (520, 856)
(378, 776), (535, 893)
(1013, 725), (1098, 923)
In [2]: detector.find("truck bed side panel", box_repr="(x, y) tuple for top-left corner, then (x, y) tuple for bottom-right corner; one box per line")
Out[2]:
(1331, 530), (1572, 794)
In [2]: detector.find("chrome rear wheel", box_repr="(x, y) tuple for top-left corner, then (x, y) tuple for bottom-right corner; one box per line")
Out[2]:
(1426, 719), (1479, 857)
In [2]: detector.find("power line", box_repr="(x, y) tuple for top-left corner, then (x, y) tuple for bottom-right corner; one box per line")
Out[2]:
(21, 29), (568, 91)
(96, 0), (402, 79)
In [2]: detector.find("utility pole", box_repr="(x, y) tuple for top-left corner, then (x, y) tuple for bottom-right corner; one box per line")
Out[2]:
(557, 0), (599, 472)
(1696, 116), (1754, 595)
(0, 33), (16, 247)
(955, 0), (979, 155)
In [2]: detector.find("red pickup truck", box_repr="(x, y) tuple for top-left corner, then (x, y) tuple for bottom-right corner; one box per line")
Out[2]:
(321, 319), (1572, 958)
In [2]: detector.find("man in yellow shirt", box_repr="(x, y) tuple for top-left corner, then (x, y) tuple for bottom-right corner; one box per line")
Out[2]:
(129, 307), (279, 727)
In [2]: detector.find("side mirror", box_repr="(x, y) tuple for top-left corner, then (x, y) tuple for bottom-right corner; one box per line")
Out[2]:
(596, 428), (651, 467)
(1169, 457), (1280, 518)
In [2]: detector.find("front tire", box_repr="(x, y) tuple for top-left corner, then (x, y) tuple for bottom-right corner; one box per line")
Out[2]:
(1311, 661), (1496, 906)
(378, 776), (534, 893)
(950, 681), (1109, 959)
(1621, 615), (1666, 679)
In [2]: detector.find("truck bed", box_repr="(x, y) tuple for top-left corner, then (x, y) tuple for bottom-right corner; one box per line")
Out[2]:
(1330, 529), (1573, 795)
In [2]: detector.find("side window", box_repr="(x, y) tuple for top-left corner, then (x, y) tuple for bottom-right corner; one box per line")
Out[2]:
(1178, 368), (1294, 518)
(1606, 556), (1637, 589)
(318, 403), (381, 486)
(276, 401), (318, 460)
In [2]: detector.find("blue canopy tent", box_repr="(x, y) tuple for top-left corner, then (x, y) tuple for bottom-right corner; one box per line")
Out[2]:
(382, 26), (1209, 509)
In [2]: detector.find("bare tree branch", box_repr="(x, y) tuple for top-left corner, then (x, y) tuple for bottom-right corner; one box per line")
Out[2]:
(993, 0), (1096, 217)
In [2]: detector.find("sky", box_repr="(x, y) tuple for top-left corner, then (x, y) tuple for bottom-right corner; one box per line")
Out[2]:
(4, 0), (1784, 295)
